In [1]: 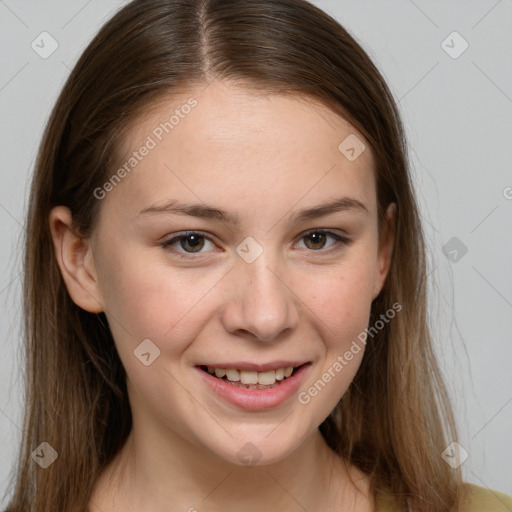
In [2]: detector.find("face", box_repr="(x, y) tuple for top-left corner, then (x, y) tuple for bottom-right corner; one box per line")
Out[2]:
(55, 80), (394, 466)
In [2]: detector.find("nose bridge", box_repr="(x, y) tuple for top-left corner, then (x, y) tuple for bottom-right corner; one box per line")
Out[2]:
(222, 248), (299, 341)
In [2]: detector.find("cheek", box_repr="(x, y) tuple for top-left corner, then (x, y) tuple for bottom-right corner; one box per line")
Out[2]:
(96, 245), (227, 352)
(296, 263), (374, 412)
(301, 255), (376, 340)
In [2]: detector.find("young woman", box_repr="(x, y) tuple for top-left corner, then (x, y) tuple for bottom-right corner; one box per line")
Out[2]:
(4, 0), (512, 511)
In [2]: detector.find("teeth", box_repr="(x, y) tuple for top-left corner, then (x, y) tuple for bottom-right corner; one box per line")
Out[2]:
(275, 368), (285, 381)
(214, 368), (226, 378)
(225, 368), (240, 382)
(258, 371), (276, 385)
(206, 365), (296, 385)
(240, 370), (258, 385)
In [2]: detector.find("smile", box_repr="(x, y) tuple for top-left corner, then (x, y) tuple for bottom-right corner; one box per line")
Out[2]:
(200, 365), (296, 387)
(196, 362), (311, 411)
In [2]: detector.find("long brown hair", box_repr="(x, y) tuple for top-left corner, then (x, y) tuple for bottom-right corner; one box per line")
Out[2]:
(5, 0), (464, 510)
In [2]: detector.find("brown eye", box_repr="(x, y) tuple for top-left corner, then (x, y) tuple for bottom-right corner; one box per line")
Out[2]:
(162, 232), (215, 255)
(178, 233), (205, 252)
(303, 232), (328, 250)
(296, 229), (350, 252)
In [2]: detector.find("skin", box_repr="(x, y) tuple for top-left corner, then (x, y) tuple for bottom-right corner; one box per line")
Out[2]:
(50, 80), (395, 511)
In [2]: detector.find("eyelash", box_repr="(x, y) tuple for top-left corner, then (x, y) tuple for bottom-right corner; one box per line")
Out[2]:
(161, 229), (351, 258)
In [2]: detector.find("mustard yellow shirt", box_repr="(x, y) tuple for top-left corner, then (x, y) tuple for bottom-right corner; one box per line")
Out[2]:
(375, 483), (512, 511)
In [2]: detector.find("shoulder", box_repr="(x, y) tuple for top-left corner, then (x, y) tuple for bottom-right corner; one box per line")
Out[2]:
(460, 483), (512, 511)
(375, 483), (512, 511)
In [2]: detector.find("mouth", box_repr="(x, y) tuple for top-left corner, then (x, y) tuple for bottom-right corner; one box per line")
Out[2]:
(196, 362), (311, 411)
(198, 363), (306, 390)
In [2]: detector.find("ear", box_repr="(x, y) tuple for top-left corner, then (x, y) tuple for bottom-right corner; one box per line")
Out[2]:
(372, 202), (396, 300)
(49, 206), (104, 313)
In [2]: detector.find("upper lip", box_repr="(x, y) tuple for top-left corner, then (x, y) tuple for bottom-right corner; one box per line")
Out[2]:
(197, 361), (309, 372)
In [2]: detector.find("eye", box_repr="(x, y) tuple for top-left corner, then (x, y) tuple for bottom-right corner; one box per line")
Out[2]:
(161, 229), (350, 258)
(161, 231), (217, 255)
(296, 229), (350, 251)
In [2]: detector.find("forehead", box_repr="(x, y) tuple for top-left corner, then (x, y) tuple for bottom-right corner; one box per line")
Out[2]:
(106, 81), (376, 219)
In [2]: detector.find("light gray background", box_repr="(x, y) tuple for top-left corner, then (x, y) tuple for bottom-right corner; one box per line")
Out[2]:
(1, 0), (511, 505)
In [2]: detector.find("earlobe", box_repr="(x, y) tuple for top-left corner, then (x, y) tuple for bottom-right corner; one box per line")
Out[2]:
(372, 202), (396, 300)
(49, 206), (104, 313)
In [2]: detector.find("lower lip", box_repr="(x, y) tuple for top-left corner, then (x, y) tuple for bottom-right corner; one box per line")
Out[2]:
(196, 364), (311, 411)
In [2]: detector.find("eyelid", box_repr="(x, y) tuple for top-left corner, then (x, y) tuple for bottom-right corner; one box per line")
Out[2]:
(297, 228), (350, 240)
(161, 228), (351, 258)
(293, 228), (351, 252)
(161, 230), (218, 257)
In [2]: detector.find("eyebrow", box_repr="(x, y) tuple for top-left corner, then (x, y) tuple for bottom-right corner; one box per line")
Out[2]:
(137, 196), (368, 224)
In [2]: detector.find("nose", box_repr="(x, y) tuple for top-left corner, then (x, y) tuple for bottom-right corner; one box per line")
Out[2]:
(220, 255), (300, 342)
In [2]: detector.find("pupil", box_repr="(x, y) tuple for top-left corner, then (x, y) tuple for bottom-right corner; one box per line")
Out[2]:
(181, 234), (204, 252)
(307, 232), (325, 250)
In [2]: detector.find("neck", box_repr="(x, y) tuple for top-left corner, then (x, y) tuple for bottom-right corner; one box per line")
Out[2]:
(89, 401), (372, 512)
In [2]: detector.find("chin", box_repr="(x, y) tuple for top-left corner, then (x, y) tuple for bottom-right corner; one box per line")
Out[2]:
(202, 425), (310, 468)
